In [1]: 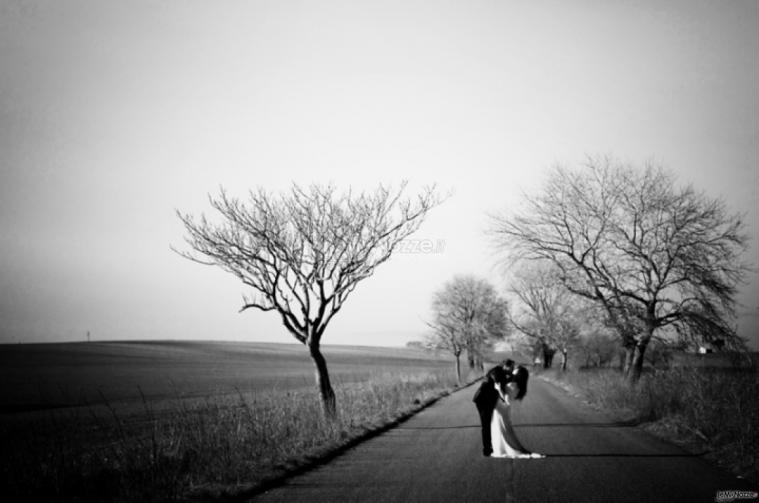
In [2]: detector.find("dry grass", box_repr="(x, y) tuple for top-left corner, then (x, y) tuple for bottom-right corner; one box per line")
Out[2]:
(1, 369), (465, 502)
(539, 366), (759, 483)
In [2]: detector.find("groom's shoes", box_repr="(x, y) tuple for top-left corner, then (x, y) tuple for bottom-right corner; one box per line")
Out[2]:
(483, 450), (492, 457)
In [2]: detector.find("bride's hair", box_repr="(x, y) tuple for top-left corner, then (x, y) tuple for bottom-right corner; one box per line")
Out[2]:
(513, 366), (529, 400)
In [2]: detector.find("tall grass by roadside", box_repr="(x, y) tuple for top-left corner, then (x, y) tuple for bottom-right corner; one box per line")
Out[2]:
(1, 369), (465, 502)
(539, 367), (759, 483)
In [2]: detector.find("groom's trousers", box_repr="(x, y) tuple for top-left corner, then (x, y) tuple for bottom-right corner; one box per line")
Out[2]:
(473, 382), (498, 456)
(477, 407), (493, 456)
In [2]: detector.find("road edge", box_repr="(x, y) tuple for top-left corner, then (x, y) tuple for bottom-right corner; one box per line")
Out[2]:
(182, 378), (484, 502)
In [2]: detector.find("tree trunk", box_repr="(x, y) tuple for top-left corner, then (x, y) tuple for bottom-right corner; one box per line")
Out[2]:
(622, 344), (635, 375)
(542, 345), (555, 369)
(627, 336), (650, 384)
(561, 349), (568, 371)
(454, 353), (462, 384)
(627, 319), (655, 383)
(628, 339), (650, 384)
(309, 342), (337, 419)
(467, 351), (475, 369)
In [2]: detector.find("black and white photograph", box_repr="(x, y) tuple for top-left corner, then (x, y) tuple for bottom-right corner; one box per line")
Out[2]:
(1, 1), (758, 501)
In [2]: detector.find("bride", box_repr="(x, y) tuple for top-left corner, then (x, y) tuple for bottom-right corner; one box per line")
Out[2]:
(490, 366), (544, 459)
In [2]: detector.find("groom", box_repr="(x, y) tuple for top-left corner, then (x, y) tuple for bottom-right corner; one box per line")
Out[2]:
(473, 359), (515, 456)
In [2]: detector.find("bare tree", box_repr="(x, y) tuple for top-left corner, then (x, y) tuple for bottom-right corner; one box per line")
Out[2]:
(562, 300), (619, 368)
(175, 182), (441, 417)
(425, 313), (466, 383)
(492, 158), (749, 382)
(577, 330), (618, 368)
(427, 275), (508, 383)
(505, 330), (545, 365)
(507, 263), (582, 371)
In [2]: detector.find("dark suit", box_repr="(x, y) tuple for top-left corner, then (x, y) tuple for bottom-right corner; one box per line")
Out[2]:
(473, 370), (499, 456)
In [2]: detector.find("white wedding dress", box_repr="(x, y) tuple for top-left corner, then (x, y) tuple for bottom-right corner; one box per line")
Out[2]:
(490, 382), (539, 458)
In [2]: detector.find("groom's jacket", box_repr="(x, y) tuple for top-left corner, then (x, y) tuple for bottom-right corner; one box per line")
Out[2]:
(473, 378), (499, 413)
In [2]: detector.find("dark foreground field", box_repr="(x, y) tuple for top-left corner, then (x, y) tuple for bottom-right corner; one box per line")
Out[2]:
(0, 340), (453, 414)
(0, 340), (461, 502)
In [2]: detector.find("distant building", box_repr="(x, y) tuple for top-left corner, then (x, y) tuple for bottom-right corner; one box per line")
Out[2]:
(697, 339), (725, 354)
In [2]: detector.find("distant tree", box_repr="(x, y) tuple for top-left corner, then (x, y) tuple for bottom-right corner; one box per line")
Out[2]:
(507, 263), (582, 371)
(427, 275), (508, 383)
(176, 182), (441, 418)
(508, 320), (556, 368)
(492, 157), (750, 382)
(507, 330), (546, 366)
(576, 321), (618, 368)
(425, 312), (466, 383)
(405, 340), (425, 350)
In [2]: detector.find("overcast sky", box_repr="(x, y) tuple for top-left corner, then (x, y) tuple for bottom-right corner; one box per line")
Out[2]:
(2, 0), (758, 349)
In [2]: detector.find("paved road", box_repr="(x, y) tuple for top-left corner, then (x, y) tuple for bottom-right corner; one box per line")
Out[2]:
(251, 378), (757, 503)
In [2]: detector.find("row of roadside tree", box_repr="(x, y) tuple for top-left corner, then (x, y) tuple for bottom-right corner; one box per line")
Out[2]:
(426, 157), (750, 383)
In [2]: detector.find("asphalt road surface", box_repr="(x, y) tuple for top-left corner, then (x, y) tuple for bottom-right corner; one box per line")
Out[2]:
(251, 377), (757, 503)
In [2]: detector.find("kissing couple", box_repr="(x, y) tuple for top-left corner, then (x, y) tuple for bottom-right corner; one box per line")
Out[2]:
(473, 359), (545, 459)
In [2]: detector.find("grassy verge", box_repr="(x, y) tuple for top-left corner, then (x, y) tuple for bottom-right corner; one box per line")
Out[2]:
(1, 369), (474, 502)
(537, 366), (759, 483)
